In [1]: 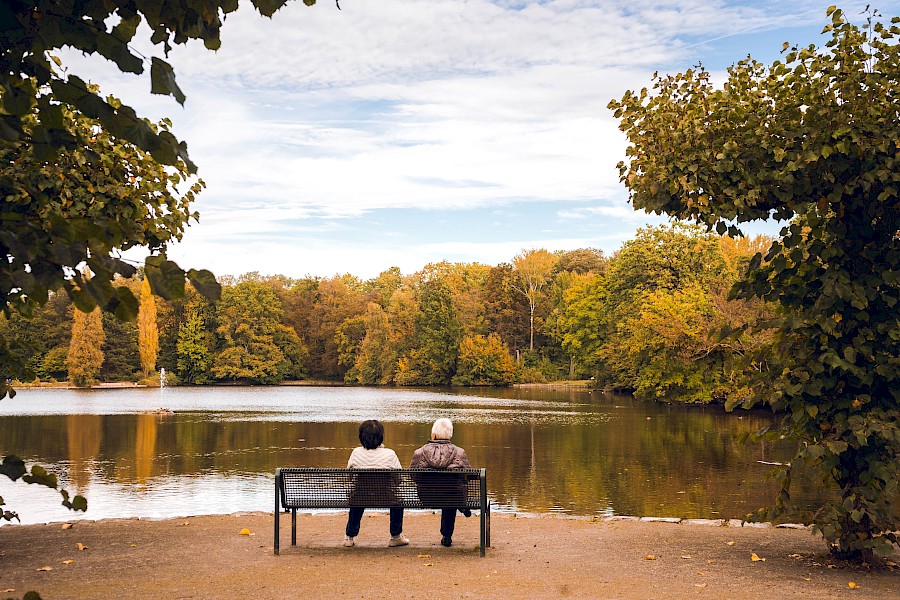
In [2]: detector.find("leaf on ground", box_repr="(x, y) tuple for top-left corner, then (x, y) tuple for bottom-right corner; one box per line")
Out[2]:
(61, 523), (74, 529)
(707, 560), (715, 565)
(1, 589), (14, 594)
(681, 555), (692, 559)
(726, 541), (736, 546)
(644, 555), (656, 560)
(239, 528), (252, 536)
(695, 583), (707, 588)
(417, 554), (431, 559)
(848, 582), (860, 589)
(789, 553), (802, 558)
(77, 543), (88, 551)
(423, 562), (433, 567)
(37, 566), (53, 571)
(61, 559), (74, 565)
(751, 553), (766, 562)
(130, 544), (137, 548)
(178, 522), (190, 526)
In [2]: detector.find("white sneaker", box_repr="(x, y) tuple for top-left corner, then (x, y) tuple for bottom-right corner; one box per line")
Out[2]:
(388, 534), (409, 547)
(343, 535), (355, 547)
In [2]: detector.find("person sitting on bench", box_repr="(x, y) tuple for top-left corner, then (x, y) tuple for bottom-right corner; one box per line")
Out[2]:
(344, 419), (409, 548)
(409, 418), (472, 547)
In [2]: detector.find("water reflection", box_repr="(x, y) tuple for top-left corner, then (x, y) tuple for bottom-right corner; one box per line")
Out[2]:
(0, 387), (821, 525)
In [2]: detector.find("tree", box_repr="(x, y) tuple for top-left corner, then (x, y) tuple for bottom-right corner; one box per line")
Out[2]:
(452, 334), (517, 386)
(138, 278), (159, 377)
(0, 92), (216, 398)
(396, 278), (462, 386)
(511, 249), (558, 350)
(66, 306), (105, 387)
(176, 310), (212, 384)
(353, 303), (398, 385)
(211, 277), (305, 384)
(609, 7), (900, 560)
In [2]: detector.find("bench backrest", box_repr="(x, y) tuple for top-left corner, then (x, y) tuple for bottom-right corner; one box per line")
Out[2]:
(277, 468), (486, 510)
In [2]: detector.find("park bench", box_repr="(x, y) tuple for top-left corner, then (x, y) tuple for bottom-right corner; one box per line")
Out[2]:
(274, 467), (491, 556)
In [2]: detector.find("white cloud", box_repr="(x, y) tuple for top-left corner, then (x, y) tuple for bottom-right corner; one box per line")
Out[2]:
(56, 0), (872, 278)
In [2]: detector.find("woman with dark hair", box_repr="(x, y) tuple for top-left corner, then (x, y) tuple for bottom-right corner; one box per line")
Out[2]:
(344, 419), (409, 548)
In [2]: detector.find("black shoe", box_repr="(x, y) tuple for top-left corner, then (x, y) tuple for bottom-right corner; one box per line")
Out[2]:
(461, 508), (472, 518)
(441, 537), (452, 547)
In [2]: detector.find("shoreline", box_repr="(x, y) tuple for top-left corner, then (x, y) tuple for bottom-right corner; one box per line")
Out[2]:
(0, 512), (895, 599)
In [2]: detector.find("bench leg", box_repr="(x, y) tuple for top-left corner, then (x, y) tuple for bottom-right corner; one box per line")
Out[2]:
(486, 502), (491, 548)
(291, 508), (297, 546)
(479, 506), (486, 557)
(274, 474), (280, 556)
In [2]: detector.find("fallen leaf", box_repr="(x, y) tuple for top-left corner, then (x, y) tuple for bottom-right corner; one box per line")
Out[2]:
(827, 564), (835, 569)
(239, 528), (252, 536)
(695, 583), (707, 588)
(37, 566), (53, 572)
(178, 522), (190, 527)
(681, 555), (692, 559)
(804, 578), (811, 582)
(77, 543), (88, 551)
(726, 541), (736, 546)
(424, 562), (433, 567)
(848, 582), (860, 589)
(644, 555), (656, 560)
(696, 572), (705, 576)
(789, 553), (802, 559)
(886, 561), (897, 568)
(751, 553), (766, 562)
(707, 560), (715, 565)
(1, 590), (15, 594)
(61, 560), (74, 565)
(130, 544), (137, 548)
(417, 554), (431, 559)
(61, 523), (74, 530)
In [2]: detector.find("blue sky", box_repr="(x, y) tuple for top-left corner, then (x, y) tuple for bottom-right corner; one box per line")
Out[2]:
(60, 0), (897, 279)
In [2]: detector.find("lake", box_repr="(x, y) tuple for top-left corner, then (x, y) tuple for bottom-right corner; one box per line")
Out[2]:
(0, 385), (816, 525)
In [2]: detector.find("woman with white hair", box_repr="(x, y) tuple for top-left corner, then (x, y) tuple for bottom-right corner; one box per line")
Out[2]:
(409, 417), (472, 547)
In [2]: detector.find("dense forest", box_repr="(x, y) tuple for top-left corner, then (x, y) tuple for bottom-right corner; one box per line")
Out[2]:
(2, 223), (775, 404)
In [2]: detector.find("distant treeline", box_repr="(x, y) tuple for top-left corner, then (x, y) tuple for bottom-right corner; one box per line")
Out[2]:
(2, 223), (776, 404)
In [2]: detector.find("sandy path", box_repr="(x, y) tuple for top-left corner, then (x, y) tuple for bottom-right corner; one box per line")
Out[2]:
(0, 512), (896, 599)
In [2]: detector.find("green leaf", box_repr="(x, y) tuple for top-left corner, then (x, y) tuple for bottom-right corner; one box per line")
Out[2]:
(0, 455), (26, 481)
(145, 256), (186, 300)
(150, 58), (186, 105)
(187, 269), (221, 301)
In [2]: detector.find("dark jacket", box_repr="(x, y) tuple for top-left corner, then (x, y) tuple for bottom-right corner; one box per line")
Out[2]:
(409, 439), (470, 470)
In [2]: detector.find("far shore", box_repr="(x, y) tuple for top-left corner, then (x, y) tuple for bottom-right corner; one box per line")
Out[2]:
(10, 379), (597, 390)
(0, 512), (895, 599)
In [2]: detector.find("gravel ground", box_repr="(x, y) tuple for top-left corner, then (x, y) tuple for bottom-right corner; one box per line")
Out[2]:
(0, 512), (897, 599)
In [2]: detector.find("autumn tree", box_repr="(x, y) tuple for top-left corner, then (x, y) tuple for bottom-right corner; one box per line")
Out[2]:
(511, 249), (559, 351)
(66, 306), (105, 387)
(452, 333), (517, 386)
(396, 277), (462, 386)
(353, 303), (398, 385)
(610, 7), (900, 560)
(212, 278), (305, 384)
(138, 278), (159, 377)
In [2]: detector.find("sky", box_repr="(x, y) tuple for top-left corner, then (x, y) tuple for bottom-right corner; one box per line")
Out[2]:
(59, 0), (897, 280)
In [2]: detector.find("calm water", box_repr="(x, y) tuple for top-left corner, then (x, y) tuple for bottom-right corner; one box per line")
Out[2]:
(0, 386), (815, 525)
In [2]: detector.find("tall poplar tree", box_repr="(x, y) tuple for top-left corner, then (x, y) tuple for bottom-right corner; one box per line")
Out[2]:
(66, 307), (105, 387)
(138, 278), (159, 377)
(512, 249), (558, 350)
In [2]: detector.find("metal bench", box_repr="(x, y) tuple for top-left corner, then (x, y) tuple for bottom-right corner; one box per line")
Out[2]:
(274, 467), (491, 556)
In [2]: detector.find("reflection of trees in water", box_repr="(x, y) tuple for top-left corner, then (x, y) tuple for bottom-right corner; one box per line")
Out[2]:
(0, 405), (824, 518)
(66, 415), (102, 492)
(135, 414), (157, 484)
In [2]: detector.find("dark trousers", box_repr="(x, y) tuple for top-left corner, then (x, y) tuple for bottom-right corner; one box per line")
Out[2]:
(345, 507), (404, 537)
(440, 508), (457, 538)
